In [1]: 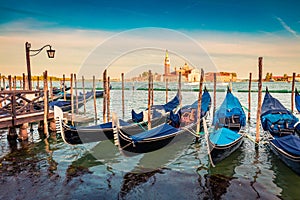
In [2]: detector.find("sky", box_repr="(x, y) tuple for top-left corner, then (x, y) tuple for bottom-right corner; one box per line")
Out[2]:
(0, 0), (300, 79)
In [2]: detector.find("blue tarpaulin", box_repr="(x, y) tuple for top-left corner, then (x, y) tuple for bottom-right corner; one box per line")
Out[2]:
(212, 91), (246, 127)
(131, 92), (180, 123)
(296, 90), (300, 113)
(271, 135), (300, 156)
(261, 91), (299, 134)
(209, 127), (241, 145)
(130, 123), (179, 142)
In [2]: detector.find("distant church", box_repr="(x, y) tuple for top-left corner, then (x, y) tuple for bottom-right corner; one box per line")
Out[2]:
(163, 50), (197, 82)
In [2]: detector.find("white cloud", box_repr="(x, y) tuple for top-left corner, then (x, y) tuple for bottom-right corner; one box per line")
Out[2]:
(276, 17), (299, 38)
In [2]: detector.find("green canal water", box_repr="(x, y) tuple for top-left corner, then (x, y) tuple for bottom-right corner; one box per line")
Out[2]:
(0, 81), (300, 199)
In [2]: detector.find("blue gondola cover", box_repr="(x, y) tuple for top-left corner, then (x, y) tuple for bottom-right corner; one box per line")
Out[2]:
(296, 91), (300, 113)
(209, 127), (241, 145)
(271, 135), (300, 156)
(261, 92), (299, 134)
(212, 91), (246, 127)
(130, 123), (178, 142)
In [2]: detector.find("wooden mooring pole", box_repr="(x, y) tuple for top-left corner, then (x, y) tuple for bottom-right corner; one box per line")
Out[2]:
(291, 72), (296, 112)
(74, 74), (78, 114)
(13, 76), (16, 90)
(248, 73), (252, 121)
(63, 74), (66, 100)
(213, 73), (217, 117)
(121, 73), (125, 119)
(37, 76), (40, 90)
(43, 71), (49, 136)
(103, 70), (107, 123)
(256, 57), (263, 143)
(82, 76), (86, 115)
(165, 78), (168, 103)
(107, 76), (111, 122)
(178, 72), (182, 108)
(8, 75), (12, 90)
(70, 73), (74, 125)
(50, 77), (53, 101)
(93, 76), (97, 122)
(148, 70), (152, 130)
(196, 68), (204, 135)
(22, 73), (26, 90)
(151, 73), (154, 106)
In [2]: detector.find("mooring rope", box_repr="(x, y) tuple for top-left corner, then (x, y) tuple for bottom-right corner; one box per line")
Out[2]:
(181, 126), (201, 138)
(203, 119), (215, 167)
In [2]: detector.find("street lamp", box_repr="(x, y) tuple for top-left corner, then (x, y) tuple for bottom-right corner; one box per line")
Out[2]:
(25, 42), (55, 90)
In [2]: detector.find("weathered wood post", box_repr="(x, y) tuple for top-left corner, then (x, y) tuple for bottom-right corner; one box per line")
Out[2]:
(93, 75), (97, 122)
(70, 73), (74, 125)
(0, 73), (1, 89)
(165, 78), (168, 103)
(22, 73), (26, 90)
(178, 72), (182, 108)
(213, 73), (217, 117)
(151, 73), (154, 106)
(8, 75), (12, 90)
(256, 57), (263, 143)
(3, 76), (6, 90)
(43, 71), (49, 136)
(74, 74), (78, 114)
(103, 70), (107, 123)
(121, 73), (125, 119)
(107, 76), (111, 122)
(291, 72), (296, 112)
(37, 76), (40, 90)
(82, 76), (86, 115)
(248, 73), (252, 121)
(63, 74), (66, 100)
(196, 68), (204, 136)
(148, 70), (152, 130)
(13, 76), (16, 90)
(50, 77), (53, 101)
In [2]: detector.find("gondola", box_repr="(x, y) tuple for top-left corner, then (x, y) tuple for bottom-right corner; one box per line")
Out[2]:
(208, 88), (246, 164)
(52, 86), (71, 95)
(55, 92), (181, 145)
(116, 88), (211, 154)
(64, 90), (104, 100)
(261, 88), (300, 175)
(296, 88), (300, 113)
(50, 91), (93, 112)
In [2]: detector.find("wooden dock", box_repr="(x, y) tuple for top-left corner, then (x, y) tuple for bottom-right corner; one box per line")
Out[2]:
(0, 90), (54, 129)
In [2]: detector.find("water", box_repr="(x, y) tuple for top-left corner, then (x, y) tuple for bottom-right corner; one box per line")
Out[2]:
(0, 81), (300, 199)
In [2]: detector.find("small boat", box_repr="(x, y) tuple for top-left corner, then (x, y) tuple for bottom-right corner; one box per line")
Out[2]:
(208, 88), (246, 164)
(52, 86), (71, 95)
(261, 88), (300, 175)
(296, 88), (300, 113)
(64, 90), (104, 100)
(116, 89), (211, 154)
(50, 91), (93, 112)
(55, 92), (181, 145)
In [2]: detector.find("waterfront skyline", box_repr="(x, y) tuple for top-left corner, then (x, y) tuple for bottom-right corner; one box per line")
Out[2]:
(1, 0), (300, 79)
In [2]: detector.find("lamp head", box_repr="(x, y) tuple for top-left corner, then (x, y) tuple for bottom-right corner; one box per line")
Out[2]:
(47, 46), (55, 58)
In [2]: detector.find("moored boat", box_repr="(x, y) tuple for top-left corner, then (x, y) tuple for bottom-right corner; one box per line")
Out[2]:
(55, 92), (181, 145)
(261, 88), (300, 175)
(116, 89), (211, 154)
(208, 88), (246, 164)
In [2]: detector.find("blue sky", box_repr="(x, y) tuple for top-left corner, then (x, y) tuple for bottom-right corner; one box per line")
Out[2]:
(0, 0), (300, 78)
(1, 0), (299, 33)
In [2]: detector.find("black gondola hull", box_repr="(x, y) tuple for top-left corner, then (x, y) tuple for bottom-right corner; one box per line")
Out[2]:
(209, 135), (244, 164)
(269, 140), (300, 175)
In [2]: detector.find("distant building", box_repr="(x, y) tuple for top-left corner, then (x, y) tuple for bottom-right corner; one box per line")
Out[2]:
(205, 72), (237, 82)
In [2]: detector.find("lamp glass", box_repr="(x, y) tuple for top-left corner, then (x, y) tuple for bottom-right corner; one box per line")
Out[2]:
(47, 49), (55, 58)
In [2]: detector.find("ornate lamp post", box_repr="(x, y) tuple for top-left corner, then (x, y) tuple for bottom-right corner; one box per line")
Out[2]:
(25, 42), (55, 90)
